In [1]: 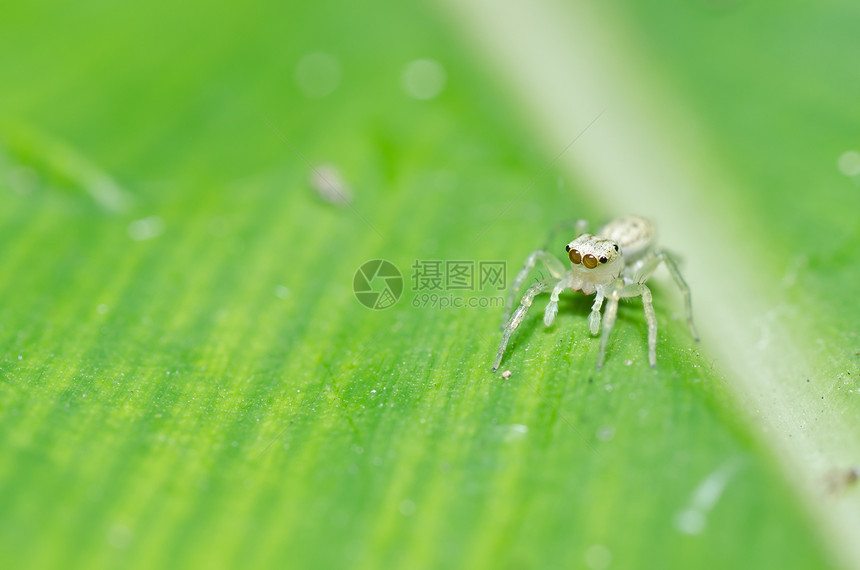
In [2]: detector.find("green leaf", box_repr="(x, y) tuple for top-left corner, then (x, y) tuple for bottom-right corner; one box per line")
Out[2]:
(1, 1), (857, 569)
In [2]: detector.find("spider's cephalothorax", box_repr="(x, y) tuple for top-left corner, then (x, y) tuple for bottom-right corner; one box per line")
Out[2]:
(493, 216), (698, 371)
(564, 234), (622, 294)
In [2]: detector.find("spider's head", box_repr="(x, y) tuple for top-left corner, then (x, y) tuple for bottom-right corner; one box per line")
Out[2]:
(565, 234), (623, 292)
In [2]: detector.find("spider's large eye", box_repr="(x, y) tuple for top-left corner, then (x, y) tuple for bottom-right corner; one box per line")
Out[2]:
(583, 254), (598, 268)
(568, 248), (581, 264)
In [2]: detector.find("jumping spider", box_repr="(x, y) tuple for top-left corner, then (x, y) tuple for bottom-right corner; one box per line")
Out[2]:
(492, 216), (699, 370)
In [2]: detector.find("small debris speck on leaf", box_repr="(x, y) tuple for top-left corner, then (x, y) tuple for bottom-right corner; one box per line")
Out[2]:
(310, 163), (353, 206)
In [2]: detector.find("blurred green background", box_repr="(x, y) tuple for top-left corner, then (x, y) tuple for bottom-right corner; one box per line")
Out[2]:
(1, 1), (858, 569)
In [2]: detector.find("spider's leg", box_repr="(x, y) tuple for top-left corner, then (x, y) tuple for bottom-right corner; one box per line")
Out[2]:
(589, 289), (605, 335)
(656, 251), (698, 342)
(638, 284), (658, 367)
(630, 250), (698, 342)
(597, 286), (620, 370)
(597, 282), (659, 368)
(503, 250), (566, 327)
(493, 278), (558, 371)
(543, 274), (574, 327)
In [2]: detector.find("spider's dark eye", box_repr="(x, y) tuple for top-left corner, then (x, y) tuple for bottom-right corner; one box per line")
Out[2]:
(599, 256), (608, 264)
(613, 244), (619, 252)
(565, 244), (571, 252)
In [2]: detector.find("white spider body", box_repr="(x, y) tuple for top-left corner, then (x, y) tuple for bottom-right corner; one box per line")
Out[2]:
(599, 216), (654, 261)
(493, 216), (698, 370)
(565, 233), (623, 294)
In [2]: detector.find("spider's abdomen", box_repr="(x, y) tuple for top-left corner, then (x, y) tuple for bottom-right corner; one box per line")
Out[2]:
(598, 216), (655, 262)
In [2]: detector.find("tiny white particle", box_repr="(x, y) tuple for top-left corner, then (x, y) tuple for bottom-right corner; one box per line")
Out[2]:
(18, 355), (23, 360)
(837, 150), (860, 177)
(495, 424), (529, 443)
(127, 216), (165, 241)
(310, 163), (353, 206)
(274, 285), (291, 299)
(370, 389), (377, 394)
(295, 52), (341, 99)
(675, 508), (706, 535)
(96, 304), (109, 314)
(596, 426), (615, 442)
(675, 459), (743, 535)
(501, 370), (512, 379)
(107, 524), (133, 549)
(503, 424), (529, 442)
(584, 544), (612, 570)
(624, 359), (633, 366)
(399, 499), (416, 516)
(401, 59), (446, 100)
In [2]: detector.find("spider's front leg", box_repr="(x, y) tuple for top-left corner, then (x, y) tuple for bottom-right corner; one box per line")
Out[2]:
(543, 274), (574, 327)
(596, 281), (658, 369)
(588, 290), (605, 335)
(493, 277), (559, 371)
(502, 250), (567, 327)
